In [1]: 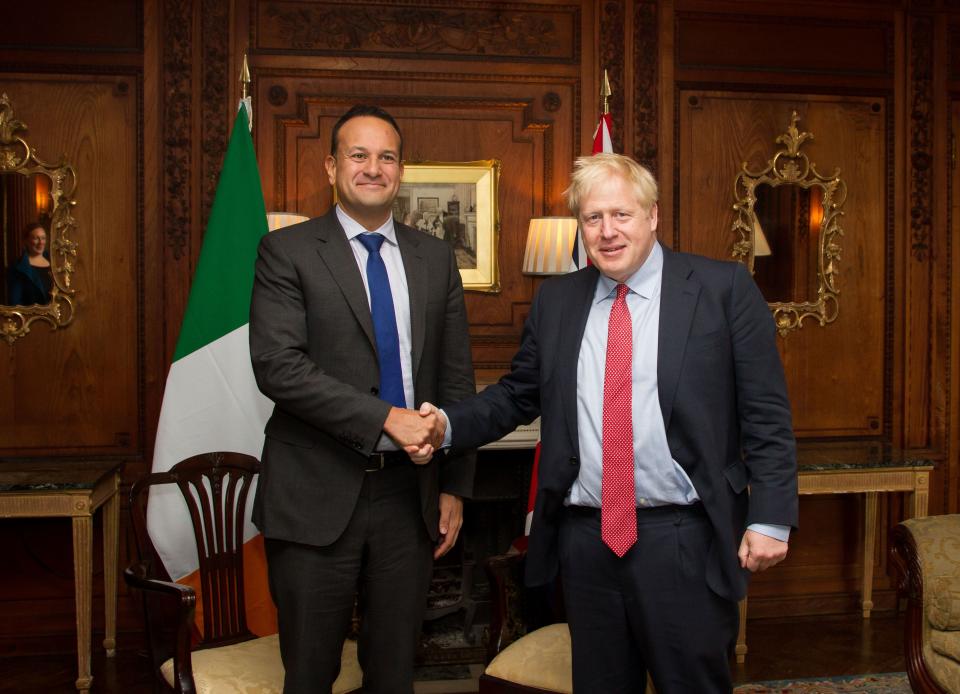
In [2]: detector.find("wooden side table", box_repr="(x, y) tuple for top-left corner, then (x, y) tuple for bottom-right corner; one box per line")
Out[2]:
(735, 446), (933, 664)
(0, 460), (122, 694)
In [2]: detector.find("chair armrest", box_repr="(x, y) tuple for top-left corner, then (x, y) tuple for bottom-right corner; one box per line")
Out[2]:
(124, 560), (198, 694)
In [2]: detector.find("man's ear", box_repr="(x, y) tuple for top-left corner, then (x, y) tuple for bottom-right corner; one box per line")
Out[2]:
(324, 155), (336, 187)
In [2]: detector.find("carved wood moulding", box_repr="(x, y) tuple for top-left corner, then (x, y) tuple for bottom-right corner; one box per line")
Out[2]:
(163, 0), (192, 260)
(254, 0), (580, 62)
(633, 0), (657, 172)
(910, 15), (933, 262)
(200, 0), (230, 229)
(599, 0), (625, 154)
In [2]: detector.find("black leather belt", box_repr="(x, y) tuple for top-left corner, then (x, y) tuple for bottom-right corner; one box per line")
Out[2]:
(566, 502), (704, 518)
(364, 451), (410, 472)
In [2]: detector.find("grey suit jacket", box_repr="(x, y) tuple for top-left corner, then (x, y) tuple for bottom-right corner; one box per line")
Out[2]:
(249, 210), (476, 547)
(446, 244), (797, 601)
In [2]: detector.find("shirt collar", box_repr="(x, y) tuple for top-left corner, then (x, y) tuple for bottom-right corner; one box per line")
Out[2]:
(594, 241), (663, 303)
(335, 204), (398, 246)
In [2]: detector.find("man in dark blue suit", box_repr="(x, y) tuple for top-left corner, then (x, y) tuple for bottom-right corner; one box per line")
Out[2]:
(420, 153), (798, 692)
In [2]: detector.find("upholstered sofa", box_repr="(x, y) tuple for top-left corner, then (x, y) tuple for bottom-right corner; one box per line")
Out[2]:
(892, 514), (960, 694)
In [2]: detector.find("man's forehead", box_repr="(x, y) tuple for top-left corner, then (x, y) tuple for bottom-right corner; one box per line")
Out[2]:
(338, 117), (400, 149)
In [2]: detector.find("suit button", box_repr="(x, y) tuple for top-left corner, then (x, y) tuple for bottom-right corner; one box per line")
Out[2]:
(370, 387), (379, 395)
(569, 456), (579, 466)
(354, 441), (362, 449)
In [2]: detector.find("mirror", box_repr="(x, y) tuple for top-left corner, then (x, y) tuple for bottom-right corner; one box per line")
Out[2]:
(0, 93), (78, 344)
(731, 112), (845, 336)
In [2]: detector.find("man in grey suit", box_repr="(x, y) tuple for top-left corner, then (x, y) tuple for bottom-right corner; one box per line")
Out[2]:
(249, 105), (476, 693)
(421, 153), (797, 692)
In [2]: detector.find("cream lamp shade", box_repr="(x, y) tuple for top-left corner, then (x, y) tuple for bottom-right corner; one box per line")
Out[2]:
(266, 211), (310, 232)
(522, 217), (578, 275)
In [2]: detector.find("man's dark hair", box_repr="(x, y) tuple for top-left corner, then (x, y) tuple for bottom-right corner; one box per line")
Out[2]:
(330, 105), (403, 160)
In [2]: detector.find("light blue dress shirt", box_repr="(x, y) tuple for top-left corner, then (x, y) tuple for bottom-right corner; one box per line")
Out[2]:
(568, 243), (787, 542)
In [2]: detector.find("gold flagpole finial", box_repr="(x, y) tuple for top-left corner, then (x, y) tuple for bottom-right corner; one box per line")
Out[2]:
(240, 53), (251, 100)
(601, 69), (612, 115)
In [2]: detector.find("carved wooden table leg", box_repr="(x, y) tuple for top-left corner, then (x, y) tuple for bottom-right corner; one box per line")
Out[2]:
(862, 492), (877, 618)
(912, 470), (930, 519)
(102, 485), (119, 657)
(736, 597), (748, 664)
(72, 513), (93, 693)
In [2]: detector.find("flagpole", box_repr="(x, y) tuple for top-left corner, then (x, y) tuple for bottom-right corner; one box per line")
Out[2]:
(601, 68), (611, 116)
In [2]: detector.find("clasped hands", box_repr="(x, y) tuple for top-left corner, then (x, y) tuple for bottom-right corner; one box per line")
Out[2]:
(382, 402), (446, 464)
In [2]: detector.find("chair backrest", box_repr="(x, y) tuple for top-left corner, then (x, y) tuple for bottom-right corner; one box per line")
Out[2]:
(129, 452), (261, 647)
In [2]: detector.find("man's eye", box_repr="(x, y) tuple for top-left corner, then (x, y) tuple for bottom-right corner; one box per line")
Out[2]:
(349, 153), (367, 162)
(380, 154), (398, 164)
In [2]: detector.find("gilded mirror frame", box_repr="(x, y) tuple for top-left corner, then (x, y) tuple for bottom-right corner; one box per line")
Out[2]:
(0, 93), (78, 344)
(731, 112), (845, 336)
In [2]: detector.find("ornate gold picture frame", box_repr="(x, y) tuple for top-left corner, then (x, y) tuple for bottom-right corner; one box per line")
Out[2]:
(731, 112), (845, 337)
(0, 93), (78, 344)
(392, 160), (501, 293)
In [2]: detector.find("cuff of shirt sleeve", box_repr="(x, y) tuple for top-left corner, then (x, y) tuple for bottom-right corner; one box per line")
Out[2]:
(439, 409), (453, 448)
(747, 523), (790, 542)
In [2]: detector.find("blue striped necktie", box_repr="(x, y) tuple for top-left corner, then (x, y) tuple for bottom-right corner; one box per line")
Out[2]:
(357, 233), (405, 408)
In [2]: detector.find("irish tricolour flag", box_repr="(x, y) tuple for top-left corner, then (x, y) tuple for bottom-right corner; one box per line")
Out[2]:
(147, 104), (277, 635)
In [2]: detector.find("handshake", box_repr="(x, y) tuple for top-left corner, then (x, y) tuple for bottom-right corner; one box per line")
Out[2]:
(383, 402), (447, 464)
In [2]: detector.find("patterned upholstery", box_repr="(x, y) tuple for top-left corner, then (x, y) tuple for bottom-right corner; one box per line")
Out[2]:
(902, 516), (960, 693)
(159, 634), (362, 694)
(483, 623), (573, 692)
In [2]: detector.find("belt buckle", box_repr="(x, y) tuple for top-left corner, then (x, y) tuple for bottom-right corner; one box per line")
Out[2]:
(366, 452), (386, 472)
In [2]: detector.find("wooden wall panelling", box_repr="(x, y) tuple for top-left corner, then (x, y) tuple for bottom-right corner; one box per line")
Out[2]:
(903, 13), (938, 453)
(951, 97), (960, 514)
(0, 75), (141, 456)
(677, 92), (887, 439)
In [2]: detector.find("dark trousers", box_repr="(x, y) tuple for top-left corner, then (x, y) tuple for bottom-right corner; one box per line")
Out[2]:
(265, 466), (432, 694)
(559, 504), (738, 694)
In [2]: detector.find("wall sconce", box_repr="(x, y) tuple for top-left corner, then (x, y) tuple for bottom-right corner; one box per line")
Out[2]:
(522, 217), (578, 275)
(34, 174), (52, 216)
(266, 211), (309, 232)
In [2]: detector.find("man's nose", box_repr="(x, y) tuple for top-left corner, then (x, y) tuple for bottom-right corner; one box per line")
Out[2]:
(600, 216), (616, 237)
(362, 157), (382, 177)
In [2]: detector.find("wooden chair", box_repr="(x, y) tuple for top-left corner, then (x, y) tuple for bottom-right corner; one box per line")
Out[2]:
(124, 452), (361, 694)
(892, 515), (960, 694)
(479, 548), (575, 693)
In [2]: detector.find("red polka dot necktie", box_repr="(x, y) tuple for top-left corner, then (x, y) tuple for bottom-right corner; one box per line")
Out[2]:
(601, 283), (637, 557)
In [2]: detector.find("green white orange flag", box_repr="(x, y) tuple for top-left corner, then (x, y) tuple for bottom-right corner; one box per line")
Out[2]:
(147, 104), (277, 635)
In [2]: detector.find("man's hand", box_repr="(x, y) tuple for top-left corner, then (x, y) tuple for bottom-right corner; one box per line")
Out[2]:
(383, 406), (445, 459)
(738, 529), (788, 573)
(435, 493), (463, 559)
(404, 402), (448, 465)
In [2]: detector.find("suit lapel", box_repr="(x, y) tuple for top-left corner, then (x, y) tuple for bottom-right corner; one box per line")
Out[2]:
(314, 212), (376, 349)
(658, 246), (700, 430)
(559, 267), (599, 455)
(397, 226), (427, 383)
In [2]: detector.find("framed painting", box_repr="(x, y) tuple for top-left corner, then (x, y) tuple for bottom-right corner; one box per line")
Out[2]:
(392, 160), (501, 293)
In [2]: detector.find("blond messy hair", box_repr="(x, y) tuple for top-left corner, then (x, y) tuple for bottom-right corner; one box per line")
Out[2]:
(564, 153), (658, 218)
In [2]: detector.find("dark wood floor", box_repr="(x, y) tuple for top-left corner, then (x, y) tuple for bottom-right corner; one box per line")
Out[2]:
(0, 612), (905, 693)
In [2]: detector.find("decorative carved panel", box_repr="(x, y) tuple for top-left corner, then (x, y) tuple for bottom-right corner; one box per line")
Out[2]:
(163, 0), (192, 260)
(910, 15), (933, 262)
(254, 0), (580, 62)
(633, 0), (657, 170)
